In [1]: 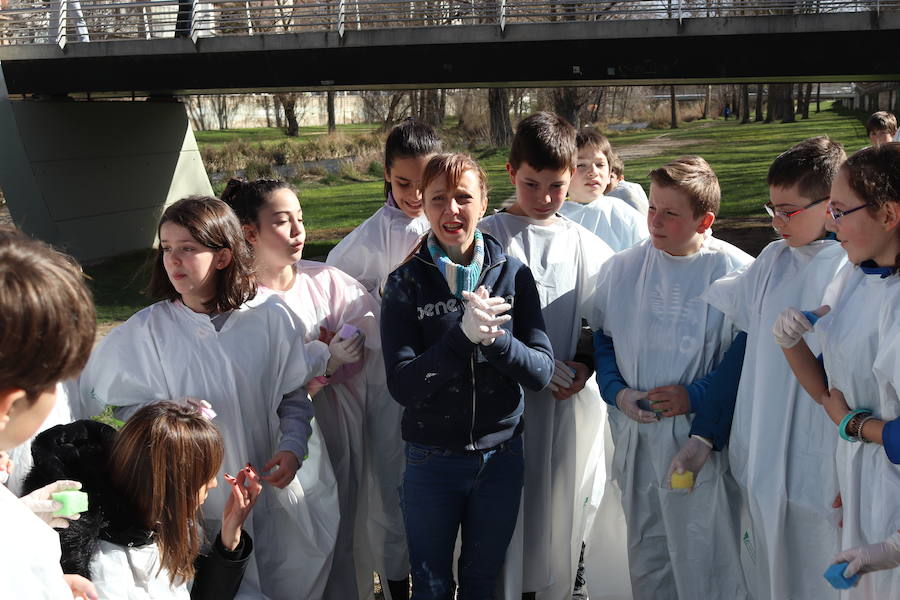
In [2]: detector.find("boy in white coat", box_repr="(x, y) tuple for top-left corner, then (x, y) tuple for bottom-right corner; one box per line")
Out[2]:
(587, 156), (751, 600)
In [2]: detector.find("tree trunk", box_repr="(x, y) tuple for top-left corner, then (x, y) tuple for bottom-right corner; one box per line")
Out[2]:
(816, 83), (821, 113)
(755, 84), (764, 121)
(669, 85), (678, 129)
(262, 95), (272, 128)
(782, 84), (796, 123)
(276, 94), (299, 137)
(552, 88), (581, 127)
(765, 85), (778, 123)
(383, 92), (404, 131)
(327, 91), (337, 134)
(275, 98), (283, 129)
(741, 84), (751, 123)
(702, 85), (711, 119)
(801, 83), (813, 119)
(488, 88), (512, 147)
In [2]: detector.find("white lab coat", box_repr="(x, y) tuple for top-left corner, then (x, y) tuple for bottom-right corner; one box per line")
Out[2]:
(703, 239), (846, 600)
(607, 181), (649, 217)
(72, 298), (337, 600)
(479, 212), (617, 600)
(249, 260), (382, 600)
(90, 540), (189, 600)
(326, 202), (427, 590)
(0, 484), (73, 599)
(816, 263), (900, 600)
(586, 237), (752, 600)
(5, 382), (72, 496)
(558, 197), (649, 253)
(326, 203), (429, 298)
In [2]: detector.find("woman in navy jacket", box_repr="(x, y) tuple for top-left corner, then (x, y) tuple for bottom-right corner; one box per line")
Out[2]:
(381, 153), (554, 600)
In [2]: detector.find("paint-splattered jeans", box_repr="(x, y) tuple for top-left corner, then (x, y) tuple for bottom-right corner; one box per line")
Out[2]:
(401, 435), (524, 600)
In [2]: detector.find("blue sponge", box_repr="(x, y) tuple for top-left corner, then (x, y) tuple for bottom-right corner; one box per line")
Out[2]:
(801, 310), (821, 325)
(823, 562), (860, 590)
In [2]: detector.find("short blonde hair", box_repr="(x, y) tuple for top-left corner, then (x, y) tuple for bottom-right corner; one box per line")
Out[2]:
(649, 156), (720, 217)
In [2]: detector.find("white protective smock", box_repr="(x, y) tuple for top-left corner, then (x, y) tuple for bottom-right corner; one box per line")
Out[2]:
(72, 298), (338, 600)
(90, 540), (189, 600)
(249, 260), (383, 600)
(607, 181), (649, 217)
(6, 381), (72, 496)
(326, 202), (428, 591)
(558, 197), (649, 253)
(702, 239), (846, 600)
(816, 263), (900, 600)
(0, 484), (73, 599)
(585, 236), (752, 600)
(479, 213), (620, 600)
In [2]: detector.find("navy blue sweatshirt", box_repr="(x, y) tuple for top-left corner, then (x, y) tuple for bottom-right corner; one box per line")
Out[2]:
(381, 232), (554, 451)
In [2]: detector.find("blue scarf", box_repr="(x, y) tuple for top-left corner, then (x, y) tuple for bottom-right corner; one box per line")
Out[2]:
(427, 230), (485, 299)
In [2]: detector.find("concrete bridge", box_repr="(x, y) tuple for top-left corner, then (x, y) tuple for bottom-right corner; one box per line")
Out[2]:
(0, 0), (898, 259)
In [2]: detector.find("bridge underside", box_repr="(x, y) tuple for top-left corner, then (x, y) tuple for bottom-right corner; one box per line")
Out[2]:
(1, 12), (899, 97)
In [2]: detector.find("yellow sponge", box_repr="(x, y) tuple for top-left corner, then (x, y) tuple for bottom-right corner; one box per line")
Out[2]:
(670, 471), (694, 489)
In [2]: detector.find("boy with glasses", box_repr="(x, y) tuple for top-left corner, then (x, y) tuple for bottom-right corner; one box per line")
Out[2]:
(702, 136), (847, 600)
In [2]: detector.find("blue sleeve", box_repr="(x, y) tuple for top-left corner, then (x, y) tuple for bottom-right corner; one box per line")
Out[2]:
(883, 419), (900, 464)
(277, 387), (314, 463)
(480, 265), (554, 392)
(380, 271), (475, 407)
(593, 330), (627, 407)
(687, 332), (747, 451)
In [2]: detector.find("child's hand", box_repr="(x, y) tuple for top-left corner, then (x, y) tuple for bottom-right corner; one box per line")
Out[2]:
(647, 385), (690, 417)
(262, 450), (300, 489)
(615, 388), (657, 424)
(221, 466), (262, 551)
(63, 573), (98, 600)
(550, 361), (589, 400)
(666, 436), (713, 491)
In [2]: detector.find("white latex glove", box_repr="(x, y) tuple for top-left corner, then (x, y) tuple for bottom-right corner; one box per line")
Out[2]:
(21, 480), (83, 528)
(666, 436), (713, 490)
(326, 332), (365, 375)
(615, 388), (657, 424)
(773, 305), (829, 348)
(460, 287), (511, 345)
(833, 531), (900, 578)
(548, 359), (575, 392)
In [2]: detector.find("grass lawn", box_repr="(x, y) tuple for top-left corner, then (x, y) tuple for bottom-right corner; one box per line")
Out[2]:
(89, 105), (871, 323)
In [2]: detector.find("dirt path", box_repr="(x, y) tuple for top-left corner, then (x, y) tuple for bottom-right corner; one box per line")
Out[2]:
(616, 132), (713, 161)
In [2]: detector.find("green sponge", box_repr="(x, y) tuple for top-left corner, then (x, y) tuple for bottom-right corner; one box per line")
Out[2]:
(51, 490), (88, 517)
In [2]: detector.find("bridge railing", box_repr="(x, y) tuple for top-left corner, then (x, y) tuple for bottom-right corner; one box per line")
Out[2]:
(0, 0), (896, 47)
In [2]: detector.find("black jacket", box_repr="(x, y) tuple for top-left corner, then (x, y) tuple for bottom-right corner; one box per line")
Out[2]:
(22, 420), (252, 600)
(381, 232), (554, 451)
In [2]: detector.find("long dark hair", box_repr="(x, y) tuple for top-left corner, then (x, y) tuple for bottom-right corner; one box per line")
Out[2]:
(109, 402), (224, 585)
(221, 177), (293, 226)
(147, 196), (256, 312)
(383, 118), (442, 198)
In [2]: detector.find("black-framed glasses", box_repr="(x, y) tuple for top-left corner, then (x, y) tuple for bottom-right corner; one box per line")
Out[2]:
(827, 201), (869, 222)
(764, 195), (829, 220)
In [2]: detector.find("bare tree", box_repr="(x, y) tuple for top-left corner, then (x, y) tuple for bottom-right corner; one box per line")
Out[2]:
(755, 84), (764, 122)
(740, 84), (751, 123)
(702, 85), (711, 119)
(782, 84), (796, 123)
(801, 83), (813, 119)
(327, 91), (337, 133)
(669, 85), (678, 129)
(489, 88), (512, 146)
(275, 93), (303, 137)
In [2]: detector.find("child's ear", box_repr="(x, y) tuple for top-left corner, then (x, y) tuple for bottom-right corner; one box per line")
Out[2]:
(383, 166), (391, 184)
(506, 162), (517, 186)
(215, 248), (233, 271)
(242, 223), (259, 245)
(881, 202), (900, 232)
(696, 212), (716, 234)
(0, 388), (26, 432)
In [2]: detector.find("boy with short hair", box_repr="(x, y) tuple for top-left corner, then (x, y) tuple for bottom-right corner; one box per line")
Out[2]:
(588, 156), (752, 599)
(607, 151), (650, 216)
(479, 112), (617, 600)
(866, 110), (898, 147)
(559, 129), (648, 252)
(702, 136), (847, 600)
(0, 226), (98, 599)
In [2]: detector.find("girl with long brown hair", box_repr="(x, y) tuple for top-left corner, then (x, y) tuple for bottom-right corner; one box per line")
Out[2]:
(72, 196), (351, 598)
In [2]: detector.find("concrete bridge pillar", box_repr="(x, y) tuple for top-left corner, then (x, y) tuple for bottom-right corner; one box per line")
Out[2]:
(0, 70), (211, 261)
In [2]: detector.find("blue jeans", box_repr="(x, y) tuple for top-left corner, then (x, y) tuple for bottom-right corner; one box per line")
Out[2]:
(401, 436), (524, 600)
